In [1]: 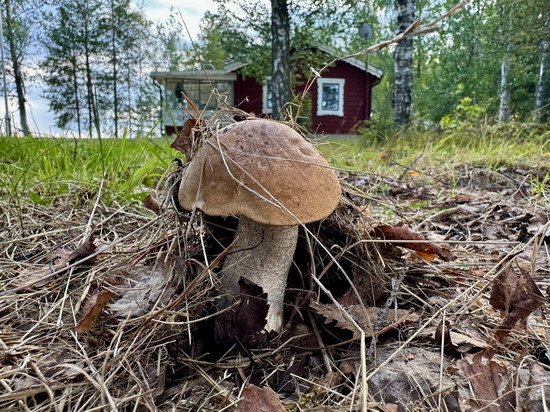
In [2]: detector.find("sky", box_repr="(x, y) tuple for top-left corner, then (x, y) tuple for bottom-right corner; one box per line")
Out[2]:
(0, 0), (220, 137)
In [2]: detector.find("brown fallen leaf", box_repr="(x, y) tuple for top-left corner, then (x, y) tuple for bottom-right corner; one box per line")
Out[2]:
(523, 362), (550, 412)
(76, 290), (113, 332)
(489, 262), (520, 313)
(171, 117), (204, 158)
(14, 228), (98, 290)
(310, 301), (420, 339)
(456, 352), (515, 412)
(235, 385), (285, 412)
(435, 321), (486, 357)
(214, 278), (270, 350)
(109, 264), (166, 318)
(490, 261), (546, 341)
(372, 225), (456, 261)
(142, 195), (160, 214)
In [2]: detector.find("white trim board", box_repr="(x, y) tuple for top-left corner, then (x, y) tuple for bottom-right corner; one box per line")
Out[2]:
(317, 78), (345, 117)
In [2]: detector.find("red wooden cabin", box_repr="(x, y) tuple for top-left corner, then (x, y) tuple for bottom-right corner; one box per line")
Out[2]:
(150, 45), (383, 135)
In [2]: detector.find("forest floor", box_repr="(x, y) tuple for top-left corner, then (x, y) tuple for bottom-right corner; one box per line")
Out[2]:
(0, 127), (549, 410)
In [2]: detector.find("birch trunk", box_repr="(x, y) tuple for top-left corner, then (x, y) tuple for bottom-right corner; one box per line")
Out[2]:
(498, 52), (511, 122)
(270, 0), (291, 119)
(497, 2), (511, 123)
(3, 0), (30, 135)
(534, 40), (549, 122)
(392, 0), (415, 126)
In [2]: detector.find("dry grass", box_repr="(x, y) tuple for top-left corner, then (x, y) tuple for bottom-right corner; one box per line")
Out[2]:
(1, 127), (549, 411)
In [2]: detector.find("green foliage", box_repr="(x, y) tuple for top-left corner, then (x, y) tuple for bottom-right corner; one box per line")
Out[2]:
(0, 135), (174, 205)
(439, 96), (488, 130)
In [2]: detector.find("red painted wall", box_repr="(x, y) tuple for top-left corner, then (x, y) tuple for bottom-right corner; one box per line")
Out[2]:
(233, 61), (378, 134)
(234, 74), (263, 114)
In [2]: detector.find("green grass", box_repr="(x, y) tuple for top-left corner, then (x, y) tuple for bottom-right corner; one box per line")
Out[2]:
(1, 126), (548, 206)
(317, 126), (550, 176)
(0, 135), (175, 206)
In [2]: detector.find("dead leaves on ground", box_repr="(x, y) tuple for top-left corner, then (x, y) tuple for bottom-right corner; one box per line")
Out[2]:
(235, 385), (285, 412)
(76, 289), (113, 332)
(310, 301), (420, 339)
(372, 224), (456, 261)
(214, 278), (271, 350)
(13, 228), (97, 290)
(489, 259), (547, 341)
(456, 352), (516, 412)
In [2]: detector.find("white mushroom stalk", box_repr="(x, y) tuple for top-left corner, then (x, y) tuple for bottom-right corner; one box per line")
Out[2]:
(220, 216), (298, 332)
(177, 119), (341, 334)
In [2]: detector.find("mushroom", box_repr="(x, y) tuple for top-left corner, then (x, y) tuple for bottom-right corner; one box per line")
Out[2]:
(178, 119), (341, 332)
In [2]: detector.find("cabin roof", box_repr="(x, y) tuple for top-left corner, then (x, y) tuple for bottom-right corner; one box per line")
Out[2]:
(150, 45), (382, 81)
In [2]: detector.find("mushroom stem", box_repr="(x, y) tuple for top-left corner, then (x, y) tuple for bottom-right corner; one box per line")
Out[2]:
(219, 215), (299, 332)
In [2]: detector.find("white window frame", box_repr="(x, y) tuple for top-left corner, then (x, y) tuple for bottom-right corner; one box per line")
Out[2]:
(262, 77), (273, 114)
(317, 78), (345, 117)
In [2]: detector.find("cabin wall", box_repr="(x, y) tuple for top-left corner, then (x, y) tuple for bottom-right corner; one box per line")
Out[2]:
(309, 62), (374, 134)
(233, 61), (377, 134)
(234, 74), (263, 114)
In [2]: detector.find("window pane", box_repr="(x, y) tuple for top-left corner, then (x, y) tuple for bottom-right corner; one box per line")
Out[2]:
(215, 81), (234, 106)
(322, 83), (340, 111)
(183, 81), (200, 107)
(200, 82), (216, 110)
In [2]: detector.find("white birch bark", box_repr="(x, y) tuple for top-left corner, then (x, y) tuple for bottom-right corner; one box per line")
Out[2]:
(534, 40), (549, 122)
(498, 52), (511, 122)
(392, 0), (415, 126)
(497, 2), (511, 123)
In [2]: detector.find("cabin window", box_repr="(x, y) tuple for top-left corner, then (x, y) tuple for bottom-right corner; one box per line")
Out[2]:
(167, 80), (234, 111)
(317, 78), (345, 116)
(262, 78), (273, 114)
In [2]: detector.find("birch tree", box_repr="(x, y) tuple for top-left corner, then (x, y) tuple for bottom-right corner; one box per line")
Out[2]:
(534, 22), (549, 122)
(270, 0), (291, 118)
(2, 0), (31, 135)
(392, 0), (415, 126)
(497, 1), (511, 123)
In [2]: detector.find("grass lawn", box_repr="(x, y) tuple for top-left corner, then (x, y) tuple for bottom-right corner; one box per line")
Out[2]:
(1, 126), (548, 206)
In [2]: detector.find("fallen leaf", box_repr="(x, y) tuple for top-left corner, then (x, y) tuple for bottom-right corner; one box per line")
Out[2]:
(76, 290), (113, 332)
(171, 118), (200, 157)
(310, 301), (420, 339)
(109, 265), (166, 318)
(373, 225), (456, 261)
(490, 261), (546, 341)
(456, 352), (515, 412)
(142, 195), (160, 214)
(235, 385), (285, 412)
(523, 362), (550, 412)
(410, 251), (438, 261)
(435, 320), (486, 357)
(214, 278), (270, 350)
(14, 228), (97, 290)
(489, 262), (520, 313)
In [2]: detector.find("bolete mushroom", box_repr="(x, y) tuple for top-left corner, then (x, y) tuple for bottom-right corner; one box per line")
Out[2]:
(178, 119), (341, 332)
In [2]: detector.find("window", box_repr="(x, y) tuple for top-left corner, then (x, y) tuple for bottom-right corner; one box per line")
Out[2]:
(317, 78), (345, 116)
(262, 78), (273, 114)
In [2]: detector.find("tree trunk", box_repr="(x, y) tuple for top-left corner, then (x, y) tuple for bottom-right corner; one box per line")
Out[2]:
(498, 52), (511, 122)
(534, 40), (549, 122)
(4, 0), (30, 135)
(392, 0), (415, 126)
(83, 14), (100, 138)
(270, 0), (291, 119)
(497, 2), (511, 123)
(70, 51), (82, 139)
(110, 0), (119, 138)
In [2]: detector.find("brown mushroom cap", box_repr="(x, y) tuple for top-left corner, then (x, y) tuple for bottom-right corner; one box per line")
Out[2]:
(178, 119), (341, 225)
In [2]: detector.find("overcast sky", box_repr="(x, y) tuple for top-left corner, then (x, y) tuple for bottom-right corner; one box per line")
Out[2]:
(1, 0), (220, 136)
